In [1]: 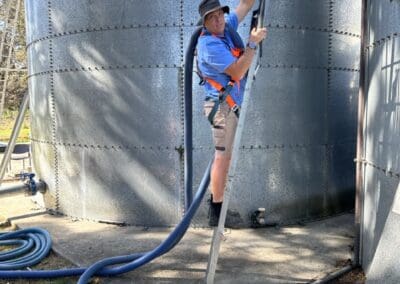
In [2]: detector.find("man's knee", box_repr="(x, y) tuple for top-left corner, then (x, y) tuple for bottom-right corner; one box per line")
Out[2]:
(214, 151), (231, 165)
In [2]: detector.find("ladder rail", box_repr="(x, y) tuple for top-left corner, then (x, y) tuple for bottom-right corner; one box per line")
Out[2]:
(205, 54), (260, 284)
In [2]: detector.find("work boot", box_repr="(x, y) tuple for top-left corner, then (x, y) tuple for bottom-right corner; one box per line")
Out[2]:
(208, 195), (242, 228)
(208, 196), (222, 227)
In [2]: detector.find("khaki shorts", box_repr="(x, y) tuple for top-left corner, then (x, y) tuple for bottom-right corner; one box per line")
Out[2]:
(204, 100), (238, 156)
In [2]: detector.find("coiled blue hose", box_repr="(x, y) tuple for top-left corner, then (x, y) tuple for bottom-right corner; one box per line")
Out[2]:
(0, 228), (51, 270)
(0, 26), (206, 283)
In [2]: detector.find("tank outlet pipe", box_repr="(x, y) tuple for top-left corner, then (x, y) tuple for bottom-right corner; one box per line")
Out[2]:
(0, 24), (211, 284)
(0, 175), (46, 197)
(0, 91), (29, 186)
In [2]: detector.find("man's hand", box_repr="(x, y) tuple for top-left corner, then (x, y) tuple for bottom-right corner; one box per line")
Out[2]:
(235, 0), (256, 23)
(224, 26), (267, 80)
(249, 26), (268, 45)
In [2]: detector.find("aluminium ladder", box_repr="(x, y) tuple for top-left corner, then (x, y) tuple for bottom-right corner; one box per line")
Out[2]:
(205, 1), (266, 282)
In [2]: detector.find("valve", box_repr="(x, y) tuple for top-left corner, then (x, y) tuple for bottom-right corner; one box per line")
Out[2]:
(250, 208), (277, 228)
(251, 207), (266, 227)
(18, 172), (37, 195)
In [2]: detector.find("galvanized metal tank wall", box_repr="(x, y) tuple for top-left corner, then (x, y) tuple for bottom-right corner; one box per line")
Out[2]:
(361, 0), (400, 282)
(25, 0), (360, 227)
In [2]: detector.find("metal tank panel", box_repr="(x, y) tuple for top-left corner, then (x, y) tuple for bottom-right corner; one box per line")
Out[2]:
(361, 0), (400, 281)
(25, 0), (360, 226)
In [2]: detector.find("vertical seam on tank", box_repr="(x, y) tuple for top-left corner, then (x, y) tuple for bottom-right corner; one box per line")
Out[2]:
(47, 0), (59, 211)
(324, 0), (335, 212)
(178, 0), (185, 219)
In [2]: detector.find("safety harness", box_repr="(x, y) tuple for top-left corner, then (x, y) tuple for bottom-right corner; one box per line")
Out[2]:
(197, 24), (245, 125)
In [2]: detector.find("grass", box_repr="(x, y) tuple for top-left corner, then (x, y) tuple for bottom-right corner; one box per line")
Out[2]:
(0, 110), (30, 142)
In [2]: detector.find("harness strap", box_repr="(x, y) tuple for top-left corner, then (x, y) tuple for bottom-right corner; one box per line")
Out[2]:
(198, 24), (244, 124)
(205, 78), (240, 124)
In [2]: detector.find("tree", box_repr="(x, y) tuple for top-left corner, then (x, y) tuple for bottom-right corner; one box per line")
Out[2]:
(0, 0), (27, 111)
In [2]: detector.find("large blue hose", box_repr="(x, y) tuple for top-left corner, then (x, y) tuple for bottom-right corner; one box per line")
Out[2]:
(0, 228), (51, 270)
(0, 26), (206, 283)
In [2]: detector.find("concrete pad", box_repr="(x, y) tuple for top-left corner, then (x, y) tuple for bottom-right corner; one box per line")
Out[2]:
(1, 194), (355, 283)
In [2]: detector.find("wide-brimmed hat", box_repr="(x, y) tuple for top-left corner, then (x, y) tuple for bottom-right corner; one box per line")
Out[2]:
(197, 0), (229, 26)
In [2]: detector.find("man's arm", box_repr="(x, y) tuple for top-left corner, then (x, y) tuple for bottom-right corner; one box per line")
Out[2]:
(224, 26), (267, 80)
(235, 0), (256, 23)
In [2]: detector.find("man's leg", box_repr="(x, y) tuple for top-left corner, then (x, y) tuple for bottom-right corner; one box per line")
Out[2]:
(210, 152), (231, 202)
(204, 101), (238, 226)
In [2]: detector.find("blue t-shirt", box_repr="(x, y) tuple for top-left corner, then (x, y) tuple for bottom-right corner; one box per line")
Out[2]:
(197, 12), (246, 106)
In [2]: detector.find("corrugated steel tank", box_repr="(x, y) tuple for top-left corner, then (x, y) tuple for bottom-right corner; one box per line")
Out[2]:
(361, 0), (400, 282)
(25, 0), (361, 227)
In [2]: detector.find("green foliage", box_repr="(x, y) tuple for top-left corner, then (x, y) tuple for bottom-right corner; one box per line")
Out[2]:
(0, 109), (30, 142)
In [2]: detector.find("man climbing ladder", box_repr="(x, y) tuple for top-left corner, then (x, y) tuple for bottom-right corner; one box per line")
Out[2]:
(196, 0), (267, 282)
(196, 0), (267, 227)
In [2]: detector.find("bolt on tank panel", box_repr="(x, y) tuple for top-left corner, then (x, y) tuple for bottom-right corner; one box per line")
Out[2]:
(368, 0), (400, 43)
(364, 44), (383, 164)
(266, 0), (329, 28)
(29, 76), (53, 142)
(56, 146), (180, 225)
(51, 29), (181, 69)
(30, 142), (57, 210)
(326, 143), (356, 206)
(365, 42), (400, 173)
(232, 146), (327, 223)
(262, 29), (329, 67)
(327, 71), (359, 143)
(53, 69), (181, 147)
(191, 149), (215, 222)
(330, 34), (361, 68)
(243, 68), (327, 146)
(332, 0), (361, 34)
(27, 41), (50, 75)
(50, 0), (181, 33)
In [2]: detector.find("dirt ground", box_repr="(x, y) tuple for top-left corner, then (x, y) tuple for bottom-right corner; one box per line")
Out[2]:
(334, 267), (366, 283)
(0, 224), (98, 284)
(0, 251), (82, 284)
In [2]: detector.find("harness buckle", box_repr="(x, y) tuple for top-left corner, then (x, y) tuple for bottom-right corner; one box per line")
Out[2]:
(231, 104), (239, 113)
